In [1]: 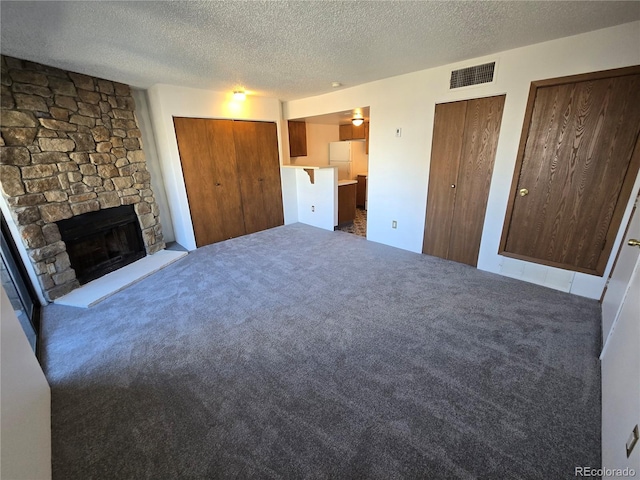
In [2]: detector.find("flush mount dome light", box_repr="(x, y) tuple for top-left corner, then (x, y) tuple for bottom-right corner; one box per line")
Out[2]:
(233, 90), (246, 101)
(352, 117), (364, 127)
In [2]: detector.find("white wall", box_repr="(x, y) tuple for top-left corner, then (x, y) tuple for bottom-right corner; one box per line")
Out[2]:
(350, 140), (368, 179)
(290, 123), (339, 167)
(146, 84), (288, 251)
(280, 167), (298, 225)
(1, 287), (51, 480)
(290, 167), (337, 230)
(601, 253), (640, 476)
(283, 21), (640, 299)
(601, 203), (640, 345)
(131, 89), (176, 243)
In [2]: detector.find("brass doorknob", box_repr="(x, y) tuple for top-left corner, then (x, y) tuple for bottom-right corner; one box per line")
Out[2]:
(519, 188), (529, 197)
(628, 239), (640, 247)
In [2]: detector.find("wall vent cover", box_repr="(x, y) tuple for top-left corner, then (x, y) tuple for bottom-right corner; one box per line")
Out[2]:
(450, 62), (495, 89)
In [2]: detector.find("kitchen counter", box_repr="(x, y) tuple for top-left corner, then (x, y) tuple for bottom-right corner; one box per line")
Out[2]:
(338, 179), (357, 186)
(282, 164), (337, 185)
(281, 165), (336, 169)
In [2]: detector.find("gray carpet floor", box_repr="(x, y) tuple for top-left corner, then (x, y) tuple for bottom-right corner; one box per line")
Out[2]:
(41, 223), (601, 479)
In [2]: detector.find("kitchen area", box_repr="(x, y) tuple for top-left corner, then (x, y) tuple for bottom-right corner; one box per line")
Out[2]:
(284, 107), (370, 236)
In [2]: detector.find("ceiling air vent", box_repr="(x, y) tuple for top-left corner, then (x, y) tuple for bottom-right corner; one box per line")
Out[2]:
(450, 62), (495, 89)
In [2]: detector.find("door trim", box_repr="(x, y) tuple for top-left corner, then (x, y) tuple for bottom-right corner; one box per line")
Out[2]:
(498, 65), (640, 276)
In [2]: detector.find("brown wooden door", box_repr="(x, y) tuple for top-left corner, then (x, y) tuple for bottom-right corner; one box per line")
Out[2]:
(173, 117), (246, 247)
(500, 67), (640, 275)
(448, 95), (505, 265)
(233, 121), (284, 235)
(423, 95), (505, 266)
(423, 101), (466, 260)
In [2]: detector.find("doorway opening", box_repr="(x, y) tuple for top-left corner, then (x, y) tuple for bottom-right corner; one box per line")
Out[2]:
(337, 207), (367, 237)
(289, 107), (370, 238)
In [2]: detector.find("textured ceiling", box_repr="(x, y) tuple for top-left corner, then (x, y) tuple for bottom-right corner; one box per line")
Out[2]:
(1, 1), (639, 100)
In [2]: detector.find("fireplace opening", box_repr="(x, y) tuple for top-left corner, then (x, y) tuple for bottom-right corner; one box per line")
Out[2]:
(57, 205), (146, 285)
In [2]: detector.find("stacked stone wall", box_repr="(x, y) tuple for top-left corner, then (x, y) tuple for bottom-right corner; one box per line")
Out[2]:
(0, 55), (164, 300)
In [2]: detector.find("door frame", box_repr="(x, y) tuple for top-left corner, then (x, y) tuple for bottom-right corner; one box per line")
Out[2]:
(498, 65), (640, 275)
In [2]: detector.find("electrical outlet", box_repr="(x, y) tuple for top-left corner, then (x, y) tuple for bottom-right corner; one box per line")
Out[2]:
(311, 205), (315, 212)
(392, 220), (397, 229)
(395, 128), (402, 138)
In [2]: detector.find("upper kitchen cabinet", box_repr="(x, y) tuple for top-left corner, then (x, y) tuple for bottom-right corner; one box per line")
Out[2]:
(288, 120), (307, 157)
(365, 122), (369, 154)
(339, 122), (368, 141)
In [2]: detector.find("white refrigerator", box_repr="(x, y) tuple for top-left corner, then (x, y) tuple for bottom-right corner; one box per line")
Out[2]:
(329, 141), (367, 181)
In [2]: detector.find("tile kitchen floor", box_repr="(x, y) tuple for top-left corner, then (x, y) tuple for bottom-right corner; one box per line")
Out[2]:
(337, 208), (367, 237)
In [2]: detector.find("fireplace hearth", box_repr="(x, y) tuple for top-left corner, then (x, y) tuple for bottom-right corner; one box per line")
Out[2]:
(57, 206), (146, 285)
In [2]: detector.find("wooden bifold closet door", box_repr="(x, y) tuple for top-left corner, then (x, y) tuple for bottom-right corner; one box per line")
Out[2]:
(233, 121), (284, 235)
(423, 95), (506, 267)
(500, 67), (640, 275)
(173, 118), (284, 248)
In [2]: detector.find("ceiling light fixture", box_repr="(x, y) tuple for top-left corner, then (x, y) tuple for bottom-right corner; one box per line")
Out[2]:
(352, 117), (364, 127)
(331, 82), (342, 88)
(233, 90), (246, 101)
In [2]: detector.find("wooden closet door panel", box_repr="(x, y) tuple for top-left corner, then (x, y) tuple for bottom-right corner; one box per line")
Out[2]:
(422, 101), (467, 258)
(173, 117), (245, 247)
(503, 73), (640, 274)
(448, 95), (505, 266)
(233, 121), (284, 235)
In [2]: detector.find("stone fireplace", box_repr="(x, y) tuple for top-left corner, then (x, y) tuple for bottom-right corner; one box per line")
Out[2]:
(0, 55), (165, 301)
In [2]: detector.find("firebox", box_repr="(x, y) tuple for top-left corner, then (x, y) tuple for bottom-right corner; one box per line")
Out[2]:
(57, 205), (146, 285)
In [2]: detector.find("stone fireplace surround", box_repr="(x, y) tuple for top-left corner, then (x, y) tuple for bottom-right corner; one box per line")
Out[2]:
(0, 55), (165, 301)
